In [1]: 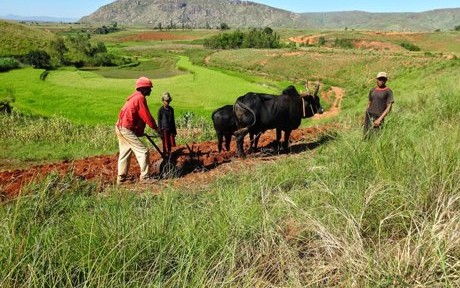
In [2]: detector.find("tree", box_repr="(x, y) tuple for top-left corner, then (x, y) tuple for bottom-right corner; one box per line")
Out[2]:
(50, 37), (68, 66)
(66, 33), (92, 57)
(318, 36), (326, 46)
(64, 33), (92, 65)
(167, 19), (176, 30)
(219, 22), (230, 30)
(204, 27), (279, 49)
(263, 27), (273, 34)
(94, 26), (109, 34)
(91, 42), (107, 56)
(23, 50), (52, 69)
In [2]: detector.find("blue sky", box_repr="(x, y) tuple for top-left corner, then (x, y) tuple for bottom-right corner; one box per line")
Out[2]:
(0, 0), (458, 18)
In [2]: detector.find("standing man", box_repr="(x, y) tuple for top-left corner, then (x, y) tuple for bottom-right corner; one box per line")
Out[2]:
(364, 72), (394, 138)
(115, 76), (160, 184)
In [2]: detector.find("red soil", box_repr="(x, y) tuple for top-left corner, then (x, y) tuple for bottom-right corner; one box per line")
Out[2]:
(289, 33), (403, 52)
(0, 126), (336, 199)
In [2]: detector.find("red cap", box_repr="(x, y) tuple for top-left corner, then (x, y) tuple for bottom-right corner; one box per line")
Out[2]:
(135, 77), (153, 89)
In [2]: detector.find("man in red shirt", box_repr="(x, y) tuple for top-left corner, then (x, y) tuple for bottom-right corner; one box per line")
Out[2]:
(115, 76), (160, 184)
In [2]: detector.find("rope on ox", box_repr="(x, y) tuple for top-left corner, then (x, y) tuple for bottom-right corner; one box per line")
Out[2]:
(301, 96), (315, 118)
(302, 97), (306, 118)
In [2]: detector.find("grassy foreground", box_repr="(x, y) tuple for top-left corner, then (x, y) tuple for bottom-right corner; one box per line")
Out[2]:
(1, 60), (459, 286)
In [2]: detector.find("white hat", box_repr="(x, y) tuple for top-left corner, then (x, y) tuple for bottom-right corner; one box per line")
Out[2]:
(376, 72), (388, 79)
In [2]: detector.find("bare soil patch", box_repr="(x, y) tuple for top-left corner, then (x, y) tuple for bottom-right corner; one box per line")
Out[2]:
(289, 34), (328, 45)
(314, 86), (344, 119)
(289, 33), (403, 52)
(0, 126), (336, 199)
(353, 40), (403, 52)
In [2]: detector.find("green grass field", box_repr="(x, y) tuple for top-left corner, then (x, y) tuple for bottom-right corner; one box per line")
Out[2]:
(0, 56), (278, 126)
(1, 25), (459, 287)
(0, 21), (57, 57)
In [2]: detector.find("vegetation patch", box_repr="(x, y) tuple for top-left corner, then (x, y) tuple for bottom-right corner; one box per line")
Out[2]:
(400, 41), (421, 51)
(0, 57), (20, 72)
(204, 27), (280, 49)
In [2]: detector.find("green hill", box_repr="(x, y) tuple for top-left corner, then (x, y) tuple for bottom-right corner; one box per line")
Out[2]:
(0, 20), (57, 57)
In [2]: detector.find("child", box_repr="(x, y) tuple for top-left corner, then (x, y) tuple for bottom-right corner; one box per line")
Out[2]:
(157, 92), (177, 154)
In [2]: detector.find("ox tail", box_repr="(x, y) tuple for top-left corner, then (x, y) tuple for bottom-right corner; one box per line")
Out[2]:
(234, 99), (256, 129)
(211, 109), (218, 120)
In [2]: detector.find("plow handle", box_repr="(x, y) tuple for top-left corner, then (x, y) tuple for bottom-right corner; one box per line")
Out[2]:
(144, 134), (165, 158)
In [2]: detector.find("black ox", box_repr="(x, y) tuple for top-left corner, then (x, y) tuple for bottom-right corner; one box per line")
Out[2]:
(212, 105), (259, 153)
(233, 83), (323, 157)
(212, 105), (237, 153)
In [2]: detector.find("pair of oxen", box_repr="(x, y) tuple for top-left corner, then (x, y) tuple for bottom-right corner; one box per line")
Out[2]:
(212, 81), (323, 157)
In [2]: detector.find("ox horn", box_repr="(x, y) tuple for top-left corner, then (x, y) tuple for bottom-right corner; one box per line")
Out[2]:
(304, 80), (310, 95)
(314, 80), (320, 96)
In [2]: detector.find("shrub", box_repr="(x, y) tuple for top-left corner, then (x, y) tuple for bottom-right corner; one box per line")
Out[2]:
(334, 38), (354, 49)
(22, 50), (52, 69)
(93, 24), (120, 35)
(219, 22), (230, 30)
(88, 53), (115, 67)
(400, 41), (421, 51)
(0, 57), (20, 72)
(204, 27), (280, 49)
(318, 36), (326, 46)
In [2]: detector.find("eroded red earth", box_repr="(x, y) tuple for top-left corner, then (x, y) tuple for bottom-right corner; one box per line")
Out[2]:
(0, 126), (338, 199)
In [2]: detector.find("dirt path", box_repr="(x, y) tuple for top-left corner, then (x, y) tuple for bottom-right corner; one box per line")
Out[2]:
(288, 33), (330, 45)
(314, 86), (344, 119)
(0, 87), (344, 199)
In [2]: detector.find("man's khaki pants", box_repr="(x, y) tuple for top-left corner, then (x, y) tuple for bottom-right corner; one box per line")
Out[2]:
(115, 126), (150, 183)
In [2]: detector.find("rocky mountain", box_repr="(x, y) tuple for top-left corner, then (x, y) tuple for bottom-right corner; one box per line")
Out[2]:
(79, 0), (460, 31)
(80, 0), (300, 28)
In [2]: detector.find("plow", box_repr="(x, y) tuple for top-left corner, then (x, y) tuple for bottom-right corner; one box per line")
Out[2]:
(144, 134), (179, 179)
